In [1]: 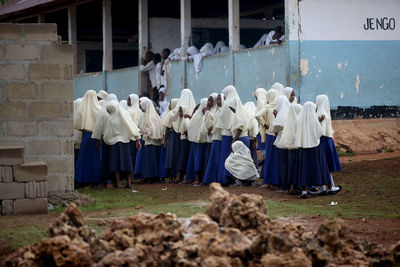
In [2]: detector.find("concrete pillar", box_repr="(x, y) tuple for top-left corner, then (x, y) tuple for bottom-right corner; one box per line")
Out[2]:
(180, 0), (191, 88)
(138, 0), (148, 95)
(102, 0), (113, 72)
(38, 14), (45, 23)
(68, 4), (78, 74)
(228, 0), (240, 51)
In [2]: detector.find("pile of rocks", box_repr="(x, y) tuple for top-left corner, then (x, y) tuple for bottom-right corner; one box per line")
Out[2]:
(4, 183), (399, 266)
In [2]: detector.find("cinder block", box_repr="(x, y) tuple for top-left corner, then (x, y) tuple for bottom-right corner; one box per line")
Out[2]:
(35, 181), (48, 198)
(0, 44), (4, 59)
(38, 121), (73, 137)
(29, 64), (60, 80)
(14, 161), (47, 182)
(0, 24), (21, 40)
(28, 140), (60, 156)
(4, 44), (39, 61)
(7, 121), (37, 136)
(24, 24), (57, 41)
(61, 101), (73, 118)
(13, 198), (48, 215)
(41, 45), (73, 65)
(40, 82), (73, 100)
(29, 102), (61, 118)
(1, 200), (13, 216)
(0, 102), (27, 119)
(0, 182), (25, 200)
(0, 64), (25, 80)
(46, 157), (73, 174)
(6, 83), (37, 99)
(0, 146), (24, 166)
(0, 166), (13, 183)
(24, 182), (36, 199)
(63, 64), (73, 80)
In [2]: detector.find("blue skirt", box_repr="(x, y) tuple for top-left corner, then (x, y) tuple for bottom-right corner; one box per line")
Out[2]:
(320, 136), (342, 172)
(203, 142), (212, 173)
(159, 145), (170, 178)
(256, 133), (266, 150)
(177, 138), (191, 171)
(203, 140), (222, 184)
(185, 143), (208, 181)
(129, 140), (137, 163)
(263, 135), (280, 185)
(165, 130), (180, 173)
(108, 142), (133, 173)
(293, 145), (331, 188)
(134, 138), (145, 177)
(100, 143), (110, 179)
(141, 145), (161, 179)
(287, 149), (298, 185)
(75, 130), (102, 184)
(276, 148), (290, 190)
(218, 135), (233, 185)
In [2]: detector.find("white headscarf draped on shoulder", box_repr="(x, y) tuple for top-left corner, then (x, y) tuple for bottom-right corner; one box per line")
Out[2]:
(282, 87), (294, 101)
(255, 88), (268, 113)
(244, 101), (259, 138)
(225, 141), (260, 181)
(215, 85), (239, 131)
(316, 95), (334, 138)
(295, 102), (324, 148)
(188, 98), (208, 143)
(271, 95), (290, 131)
(74, 90), (102, 132)
(271, 82), (284, 95)
(128, 94), (142, 125)
(138, 97), (163, 141)
(103, 100), (140, 145)
(279, 103), (303, 149)
(92, 93), (118, 140)
(227, 97), (251, 134)
(161, 98), (179, 132)
(171, 89), (196, 134)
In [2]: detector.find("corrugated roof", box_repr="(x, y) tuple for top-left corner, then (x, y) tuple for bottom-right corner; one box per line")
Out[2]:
(0, 0), (60, 17)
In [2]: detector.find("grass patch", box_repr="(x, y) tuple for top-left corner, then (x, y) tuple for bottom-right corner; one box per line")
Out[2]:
(0, 224), (48, 250)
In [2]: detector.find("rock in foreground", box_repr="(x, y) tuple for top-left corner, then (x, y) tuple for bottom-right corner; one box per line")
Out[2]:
(4, 183), (399, 266)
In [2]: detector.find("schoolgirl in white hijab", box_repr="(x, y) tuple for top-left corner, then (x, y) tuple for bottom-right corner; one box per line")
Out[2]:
(244, 101), (259, 169)
(187, 46), (200, 60)
(160, 98), (179, 182)
(136, 97), (163, 180)
(74, 90), (102, 185)
(215, 85), (241, 185)
(103, 100), (140, 188)
(203, 93), (224, 184)
(184, 98), (209, 185)
(225, 141), (260, 187)
(254, 88), (268, 149)
(120, 100), (129, 110)
(293, 102), (331, 198)
(97, 90), (108, 100)
(158, 87), (169, 117)
(127, 94), (142, 125)
(271, 82), (284, 95)
(73, 98), (83, 151)
(193, 43), (216, 73)
(256, 88), (281, 188)
(169, 89), (196, 182)
(214, 41), (225, 54)
(316, 95), (342, 194)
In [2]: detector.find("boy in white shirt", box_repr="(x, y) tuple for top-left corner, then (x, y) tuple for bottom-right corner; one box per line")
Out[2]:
(139, 51), (157, 100)
(254, 26), (285, 48)
(161, 48), (171, 88)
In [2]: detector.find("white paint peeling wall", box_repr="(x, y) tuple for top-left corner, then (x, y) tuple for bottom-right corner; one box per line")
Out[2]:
(299, 0), (400, 41)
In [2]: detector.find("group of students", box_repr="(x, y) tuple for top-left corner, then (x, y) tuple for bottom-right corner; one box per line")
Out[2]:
(73, 82), (341, 198)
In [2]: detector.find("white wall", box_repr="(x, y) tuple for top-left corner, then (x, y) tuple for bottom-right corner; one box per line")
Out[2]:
(149, 17), (284, 54)
(299, 0), (400, 41)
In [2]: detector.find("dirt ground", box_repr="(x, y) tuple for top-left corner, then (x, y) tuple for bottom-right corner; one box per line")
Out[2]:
(0, 152), (399, 259)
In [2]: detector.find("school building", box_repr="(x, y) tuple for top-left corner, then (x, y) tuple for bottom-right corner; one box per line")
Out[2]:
(0, 0), (399, 118)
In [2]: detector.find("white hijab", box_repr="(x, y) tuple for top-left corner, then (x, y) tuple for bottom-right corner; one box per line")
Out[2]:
(316, 95), (334, 138)
(73, 98), (83, 144)
(128, 94), (142, 125)
(188, 98), (208, 143)
(271, 82), (284, 95)
(282, 87), (294, 101)
(215, 85), (239, 131)
(271, 95), (290, 131)
(225, 141), (260, 181)
(97, 90), (108, 100)
(171, 89), (196, 133)
(194, 43), (216, 73)
(120, 100), (128, 110)
(244, 101), (259, 138)
(227, 97), (251, 134)
(279, 103), (303, 149)
(295, 102), (324, 148)
(255, 88), (268, 113)
(187, 46), (199, 60)
(138, 97), (163, 141)
(214, 41), (225, 54)
(74, 90), (102, 132)
(201, 93), (218, 134)
(161, 98), (178, 131)
(92, 93), (118, 140)
(169, 48), (181, 60)
(103, 100), (141, 145)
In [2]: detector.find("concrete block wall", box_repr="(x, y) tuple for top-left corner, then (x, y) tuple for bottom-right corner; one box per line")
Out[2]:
(0, 23), (75, 197)
(0, 146), (48, 215)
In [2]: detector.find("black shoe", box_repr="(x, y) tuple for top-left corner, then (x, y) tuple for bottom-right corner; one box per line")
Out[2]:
(300, 193), (307, 199)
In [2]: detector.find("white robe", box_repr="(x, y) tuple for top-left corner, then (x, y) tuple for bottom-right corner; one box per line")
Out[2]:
(138, 97), (163, 145)
(225, 141), (260, 181)
(295, 102), (324, 149)
(316, 95), (334, 138)
(74, 90), (102, 132)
